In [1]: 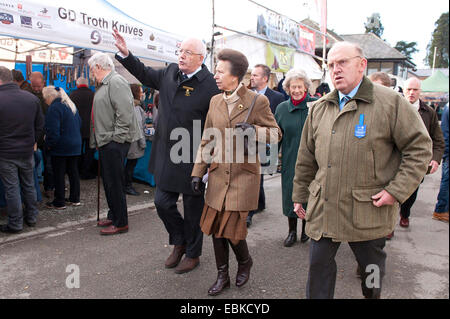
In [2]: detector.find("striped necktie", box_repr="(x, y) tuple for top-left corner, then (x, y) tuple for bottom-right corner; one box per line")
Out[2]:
(342, 95), (351, 104)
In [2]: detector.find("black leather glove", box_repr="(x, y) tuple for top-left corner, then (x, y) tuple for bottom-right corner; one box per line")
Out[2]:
(234, 122), (255, 133)
(191, 176), (205, 195)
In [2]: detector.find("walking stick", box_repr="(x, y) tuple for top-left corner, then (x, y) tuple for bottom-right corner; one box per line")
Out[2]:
(97, 151), (100, 222)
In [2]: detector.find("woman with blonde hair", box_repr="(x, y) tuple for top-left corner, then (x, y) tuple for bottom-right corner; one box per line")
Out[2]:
(43, 86), (82, 209)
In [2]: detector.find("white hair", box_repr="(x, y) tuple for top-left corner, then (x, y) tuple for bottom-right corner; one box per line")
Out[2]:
(283, 68), (312, 94)
(88, 52), (115, 71)
(76, 77), (88, 86)
(42, 86), (77, 115)
(182, 38), (207, 58)
(404, 77), (422, 89)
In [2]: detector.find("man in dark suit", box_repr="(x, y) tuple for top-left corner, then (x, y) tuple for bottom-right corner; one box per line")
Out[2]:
(251, 64), (286, 114)
(113, 29), (220, 274)
(69, 77), (96, 179)
(247, 64), (285, 227)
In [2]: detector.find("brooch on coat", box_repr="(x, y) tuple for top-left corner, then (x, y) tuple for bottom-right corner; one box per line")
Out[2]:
(183, 86), (194, 96)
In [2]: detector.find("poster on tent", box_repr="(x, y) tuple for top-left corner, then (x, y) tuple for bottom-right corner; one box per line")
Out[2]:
(0, 0), (183, 63)
(266, 43), (294, 73)
(0, 36), (73, 64)
(299, 26), (315, 55)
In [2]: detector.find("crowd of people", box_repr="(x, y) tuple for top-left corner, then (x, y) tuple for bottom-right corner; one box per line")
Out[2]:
(0, 28), (448, 299)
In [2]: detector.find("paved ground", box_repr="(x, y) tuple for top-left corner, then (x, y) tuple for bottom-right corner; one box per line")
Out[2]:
(0, 170), (448, 302)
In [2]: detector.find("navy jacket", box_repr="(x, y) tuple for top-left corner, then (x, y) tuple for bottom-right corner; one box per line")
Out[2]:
(0, 82), (44, 159)
(44, 98), (82, 157)
(264, 87), (286, 114)
(116, 52), (220, 195)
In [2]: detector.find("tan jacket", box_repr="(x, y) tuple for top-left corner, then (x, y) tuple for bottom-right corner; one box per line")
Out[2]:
(192, 85), (282, 211)
(292, 77), (432, 242)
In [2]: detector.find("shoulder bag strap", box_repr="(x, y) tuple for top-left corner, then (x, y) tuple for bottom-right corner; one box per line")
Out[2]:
(243, 93), (259, 123)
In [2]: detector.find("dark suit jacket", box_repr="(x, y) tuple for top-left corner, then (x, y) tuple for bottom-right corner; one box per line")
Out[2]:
(116, 52), (220, 195)
(419, 100), (445, 163)
(69, 87), (94, 139)
(264, 87), (286, 114)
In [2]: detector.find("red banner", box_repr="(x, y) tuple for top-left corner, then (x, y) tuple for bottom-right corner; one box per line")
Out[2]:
(298, 26), (315, 55)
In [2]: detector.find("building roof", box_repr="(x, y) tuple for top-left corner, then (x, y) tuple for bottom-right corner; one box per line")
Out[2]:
(340, 33), (406, 60)
(413, 68), (449, 78)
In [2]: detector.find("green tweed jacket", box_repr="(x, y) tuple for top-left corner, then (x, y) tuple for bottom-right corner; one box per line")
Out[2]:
(292, 76), (432, 242)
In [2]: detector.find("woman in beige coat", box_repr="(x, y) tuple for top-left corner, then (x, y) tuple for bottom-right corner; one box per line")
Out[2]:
(191, 49), (281, 296)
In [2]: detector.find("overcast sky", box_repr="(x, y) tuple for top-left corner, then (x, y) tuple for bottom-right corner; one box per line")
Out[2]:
(108, 0), (449, 68)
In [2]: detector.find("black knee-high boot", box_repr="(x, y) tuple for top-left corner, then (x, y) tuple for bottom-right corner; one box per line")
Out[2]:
(300, 219), (310, 243)
(208, 236), (230, 296)
(229, 239), (253, 287)
(284, 217), (298, 247)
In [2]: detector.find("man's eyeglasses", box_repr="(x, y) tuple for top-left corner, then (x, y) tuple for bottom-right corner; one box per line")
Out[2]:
(175, 49), (202, 57)
(327, 56), (362, 70)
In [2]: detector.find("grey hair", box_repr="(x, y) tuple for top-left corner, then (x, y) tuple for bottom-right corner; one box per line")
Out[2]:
(283, 68), (312, 94)
(42, 86), (77, 115)
(0, 66), (13, 84)
(88, 52), (115, 71)
(329, 41), (366, 59)
(76, 77), (88, 86)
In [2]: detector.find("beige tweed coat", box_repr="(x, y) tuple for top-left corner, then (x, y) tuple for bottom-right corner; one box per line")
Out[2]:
(192, 85), (282, 212)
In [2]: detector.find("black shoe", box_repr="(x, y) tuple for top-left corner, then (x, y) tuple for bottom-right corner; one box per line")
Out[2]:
(300, 232), (310, 243)
(24, 220), (36, 227)
(45, 201), (66, 210)
(0, 224), (22, 233)
(284, 231), (297, 247)
(246, 215), (252, 228)
(125, 187), (140, 196)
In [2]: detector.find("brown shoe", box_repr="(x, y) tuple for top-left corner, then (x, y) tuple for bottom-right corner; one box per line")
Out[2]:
(97, 219), (113, 227)
(165, 245), (186, 268)
(236, 256), (253, 287)
(174, 256), (199, 274)
(399, 217), (409, 228)
(100, 225), (128, 235)
(432, 212), (449, 223)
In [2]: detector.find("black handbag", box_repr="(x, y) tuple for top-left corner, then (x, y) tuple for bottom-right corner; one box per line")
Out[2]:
(237, 94), (259, 156)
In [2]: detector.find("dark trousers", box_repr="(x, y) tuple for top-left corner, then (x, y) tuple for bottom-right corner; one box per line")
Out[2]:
(248, 175), (265, 218)
(307, 237), (386, 299)
(51, 156), (80, 206)
(125, 158), (138, 188)
(99, 141), (130, 228)
(80, 138), (96, 178)
(400, 186), (419, 219)
(154, 187), (204, 258)
(41, 147), (54, 191)
(0, 156), (38, 230)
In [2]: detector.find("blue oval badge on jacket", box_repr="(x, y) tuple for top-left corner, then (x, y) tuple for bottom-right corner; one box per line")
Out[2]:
(355, 114), (366, 139)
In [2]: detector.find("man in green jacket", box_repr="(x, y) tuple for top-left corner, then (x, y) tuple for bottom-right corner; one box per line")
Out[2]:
(88, 52), (141, 236)
(292, 42), (432, 299)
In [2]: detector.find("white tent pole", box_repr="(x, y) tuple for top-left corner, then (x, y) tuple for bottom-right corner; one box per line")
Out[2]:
(432, 46), (437, 75)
